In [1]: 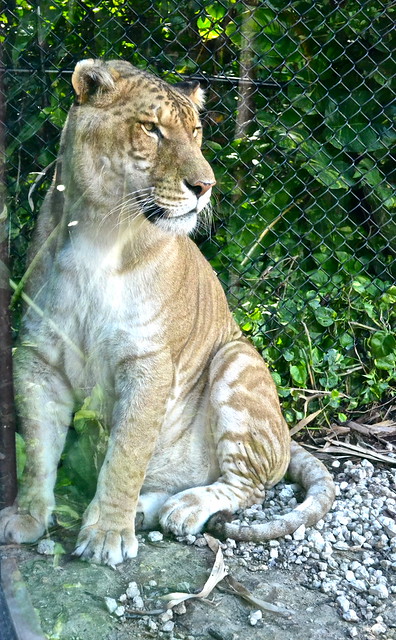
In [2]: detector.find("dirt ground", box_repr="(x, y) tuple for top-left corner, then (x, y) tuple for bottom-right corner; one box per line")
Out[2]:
(0, 532), (379, 640)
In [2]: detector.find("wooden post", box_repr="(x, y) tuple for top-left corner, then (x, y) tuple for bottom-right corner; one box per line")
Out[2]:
(0, 44), (17, 509)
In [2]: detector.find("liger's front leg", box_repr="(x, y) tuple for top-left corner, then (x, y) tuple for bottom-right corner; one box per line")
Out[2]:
(0, 349), (74, 544)
(74, 350), (172, 566)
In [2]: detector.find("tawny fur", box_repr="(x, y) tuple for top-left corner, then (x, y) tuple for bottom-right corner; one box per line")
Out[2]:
(0, 59), (335, 566)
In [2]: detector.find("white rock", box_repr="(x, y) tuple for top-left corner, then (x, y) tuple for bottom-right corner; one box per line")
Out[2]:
(370, 622), (387, 635)
(342, 609), (359, 622)
(369, 584), (389, 599)
(378, 516), (396, 538)
(293, 525), (306, 541)
(159, 609), (173, 623)
(321, 580), (338, 594)
(333, 541), (349, 550)
(333, 512), (350, 526)
(362, 554), (376, 566)
(351, 532), (366, 546)
(355, 565), (370, 580)
(114, 606), (125, 617)
(336, 595), (350, 612)
(148, 530), (163, 542)
(37, 539), (56, 555)
(308, 530), (326, 552)
(104, 597), (118, 614)
(133, 595), (144, 610)
(126, 581), (140, 598)
(279, 486), (295, 500)
(147, 619), (158, 631)
(349, 579), (366, 592)
(194, 537), (208, 548)
(249, 610), (263, 626)
(173, 602), (187, 615)
(162, 620), (175, 632)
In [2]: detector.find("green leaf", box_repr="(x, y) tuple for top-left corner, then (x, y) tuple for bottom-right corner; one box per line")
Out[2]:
(319, 371), (339, 388)
(289, 363), (308, 386)
(206, 3), (226, 20)
(369, 332), (396, 358)
(325, 91), (396, 153)
(15, 433), (26, 481)
(54, 504), (81, 527)
(73, 409), (97, 422)
(314, 307), (337, 327)
(205, 141), (223, 151)
(374, 353), (396, 371)
(271, 371), (282, 386)
(197, 13), (223, 40)
(340, 333), (354, 349)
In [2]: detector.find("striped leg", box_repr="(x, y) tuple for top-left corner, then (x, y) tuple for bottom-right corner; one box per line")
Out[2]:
(160, 339), (290, 536)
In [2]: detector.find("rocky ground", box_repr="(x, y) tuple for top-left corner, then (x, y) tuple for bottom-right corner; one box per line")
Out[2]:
(212, 457), (396, 639)
(1, 456), (395, 640)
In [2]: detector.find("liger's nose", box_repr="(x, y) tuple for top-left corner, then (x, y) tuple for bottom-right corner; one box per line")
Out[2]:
(184, 179), (216, 197)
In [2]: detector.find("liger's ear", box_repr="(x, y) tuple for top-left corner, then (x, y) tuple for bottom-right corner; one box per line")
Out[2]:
(174, 80), (205, 109)
(72, 59), (120, 104)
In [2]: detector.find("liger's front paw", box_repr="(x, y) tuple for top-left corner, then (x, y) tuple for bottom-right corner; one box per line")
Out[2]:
(73, 525), (138, 566)
(0, 505), (47, 544)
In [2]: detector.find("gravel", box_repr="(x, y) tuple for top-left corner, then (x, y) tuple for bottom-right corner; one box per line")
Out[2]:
(105, 457), (396, 639)
(218, 457), (396, 637)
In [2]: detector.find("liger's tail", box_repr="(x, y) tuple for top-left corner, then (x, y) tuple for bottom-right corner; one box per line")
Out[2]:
(209, 442), (336, 542)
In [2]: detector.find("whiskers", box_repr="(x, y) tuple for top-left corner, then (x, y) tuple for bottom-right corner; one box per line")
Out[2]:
(193, 201), (214, 238)
(98, 187), (155, 234)
(97, 185), (213, 238)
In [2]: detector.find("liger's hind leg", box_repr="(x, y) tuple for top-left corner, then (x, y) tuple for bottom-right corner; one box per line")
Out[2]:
(159, 339), (291, 536)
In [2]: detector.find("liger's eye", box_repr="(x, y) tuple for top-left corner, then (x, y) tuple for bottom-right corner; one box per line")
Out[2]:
(193, 127), (202, 138)
(140, 122), (163, 138)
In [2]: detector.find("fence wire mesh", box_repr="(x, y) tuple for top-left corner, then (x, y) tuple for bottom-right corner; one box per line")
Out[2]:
(2, 1), (395, 425)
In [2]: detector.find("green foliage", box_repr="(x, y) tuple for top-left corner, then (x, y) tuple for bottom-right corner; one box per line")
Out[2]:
(3, 0), (395, 435)
(60, 387), (109, 499)
(233, 267), (395, 424)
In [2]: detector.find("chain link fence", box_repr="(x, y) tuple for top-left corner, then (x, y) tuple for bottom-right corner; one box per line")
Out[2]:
(2, 1), (395, 428)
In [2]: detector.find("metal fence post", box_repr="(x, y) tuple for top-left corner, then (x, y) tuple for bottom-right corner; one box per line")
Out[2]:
(0, 44), (17, 509)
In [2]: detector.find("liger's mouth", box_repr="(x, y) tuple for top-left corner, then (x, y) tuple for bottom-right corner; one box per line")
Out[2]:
(142, 203), (197, 223)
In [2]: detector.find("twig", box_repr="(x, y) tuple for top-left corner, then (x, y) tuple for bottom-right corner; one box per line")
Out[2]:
(240, 204), (295, 267)
(301, 320), (316, 388)
(289, 408), (324, 436)
(314, 440), (396, 466)
(10, 222), (60, 307)
(204, 535), (294, 618)
(349, 322), (378, 332)
(162, 539), (228, 609)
